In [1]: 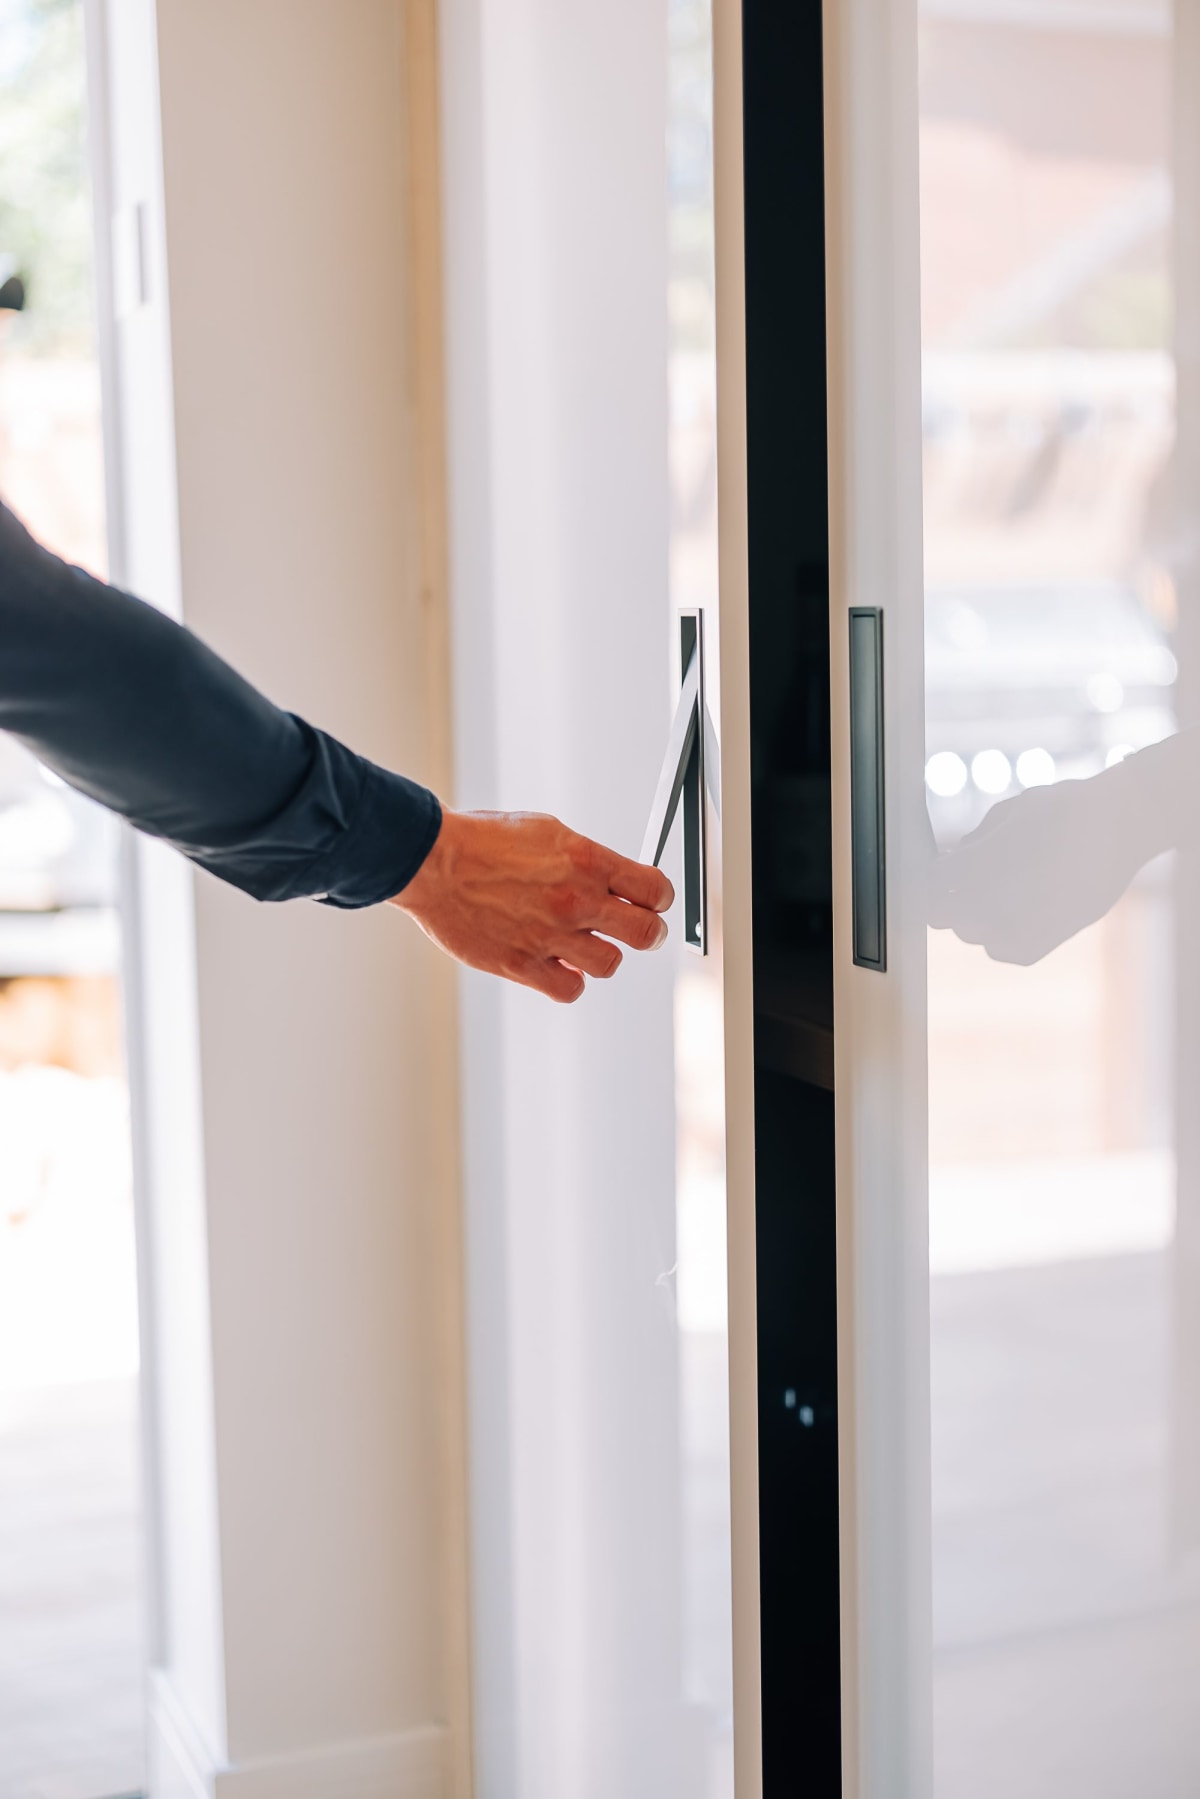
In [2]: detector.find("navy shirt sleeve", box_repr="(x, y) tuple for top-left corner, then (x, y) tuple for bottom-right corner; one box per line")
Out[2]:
(0, 499), (442, 907)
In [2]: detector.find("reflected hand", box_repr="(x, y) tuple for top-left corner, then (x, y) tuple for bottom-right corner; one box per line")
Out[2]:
(929, 760), (1161, 966)
(391, 809), (675, 1002)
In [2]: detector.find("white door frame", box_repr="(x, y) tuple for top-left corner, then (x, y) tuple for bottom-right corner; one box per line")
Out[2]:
(824, 0), (933, 1792)
(712, 0), (763, 1791)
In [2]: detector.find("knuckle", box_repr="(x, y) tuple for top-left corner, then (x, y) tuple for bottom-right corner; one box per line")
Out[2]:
(549, 882), (585, 926)
(574, 837), (603, 878)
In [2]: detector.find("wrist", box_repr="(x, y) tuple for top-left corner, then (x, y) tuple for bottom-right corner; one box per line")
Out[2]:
(389, 804), (452, 909)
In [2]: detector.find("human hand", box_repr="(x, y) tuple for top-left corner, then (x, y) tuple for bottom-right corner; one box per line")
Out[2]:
(390, 809), (675, 1002)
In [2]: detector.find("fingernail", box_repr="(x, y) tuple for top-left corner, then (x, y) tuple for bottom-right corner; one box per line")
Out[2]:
(653, 919), (668, 949)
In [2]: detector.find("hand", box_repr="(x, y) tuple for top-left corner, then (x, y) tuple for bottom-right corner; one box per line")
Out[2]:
(390, 809), (675, 1002)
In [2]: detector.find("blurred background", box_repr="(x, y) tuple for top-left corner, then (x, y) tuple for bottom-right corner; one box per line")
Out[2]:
(0, 1), (144, 1795)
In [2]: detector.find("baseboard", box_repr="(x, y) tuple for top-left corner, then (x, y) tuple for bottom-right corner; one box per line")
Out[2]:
(148, 1672), (448, 1799)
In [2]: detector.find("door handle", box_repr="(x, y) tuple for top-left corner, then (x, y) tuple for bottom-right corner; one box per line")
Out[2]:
(849, 606), (886, 970)
(641, 609), (714, 954)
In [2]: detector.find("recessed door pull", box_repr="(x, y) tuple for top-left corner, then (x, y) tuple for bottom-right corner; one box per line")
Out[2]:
(641, 609), (715, 954)
(849, 606), (886, 971)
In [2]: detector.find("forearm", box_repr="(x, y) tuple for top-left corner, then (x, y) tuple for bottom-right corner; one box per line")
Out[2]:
(0, 500), (440, 905)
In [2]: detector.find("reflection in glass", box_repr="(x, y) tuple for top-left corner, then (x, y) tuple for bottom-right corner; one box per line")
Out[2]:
(920, 4), (1199, 1793)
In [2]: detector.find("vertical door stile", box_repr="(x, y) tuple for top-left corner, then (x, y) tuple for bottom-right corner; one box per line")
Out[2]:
(712, 1), (762, 1793)
(1172, 0), (1200, 1574)
(823, 0), (932, 1793)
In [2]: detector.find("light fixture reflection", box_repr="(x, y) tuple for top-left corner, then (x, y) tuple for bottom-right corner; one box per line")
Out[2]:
(1016, 747), (1055, 788)
(1087, 672), (1125, 714)
(926, 750), (968, 798)
(972, 749), (1012, 796)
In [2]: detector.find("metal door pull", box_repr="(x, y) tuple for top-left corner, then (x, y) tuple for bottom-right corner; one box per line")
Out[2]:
(849, 606), (886, 970)
(641, 610), (711, 953)
(641, 641), (701, 867)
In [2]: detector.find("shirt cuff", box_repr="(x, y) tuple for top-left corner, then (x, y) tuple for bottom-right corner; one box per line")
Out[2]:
(312, 760), (443, 909)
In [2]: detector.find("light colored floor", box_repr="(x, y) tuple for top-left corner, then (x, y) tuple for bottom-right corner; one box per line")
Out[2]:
(0, 1379), (144, 1799)
(677, 1199), (1200, 1797)
(0, 1063), (143, 1799)
(2, 1049), (1195, 1799)
(932, 1249), (1200, 1799)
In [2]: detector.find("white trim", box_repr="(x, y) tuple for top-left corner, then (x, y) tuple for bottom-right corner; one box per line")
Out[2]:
(824, 0), (933, 1792)
(82, 0), (171, 1693)
(82, 0), (126, 584)
(86, 0), (228, 1754)
(149, 1674), (448, 1799)
(711, 2), (761, 1793)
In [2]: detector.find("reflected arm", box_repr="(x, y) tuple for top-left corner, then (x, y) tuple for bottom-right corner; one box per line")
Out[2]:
(929, 731), (1191, 965)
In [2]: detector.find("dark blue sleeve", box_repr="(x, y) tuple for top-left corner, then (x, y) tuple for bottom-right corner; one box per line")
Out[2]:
(0, 500), (442, 907)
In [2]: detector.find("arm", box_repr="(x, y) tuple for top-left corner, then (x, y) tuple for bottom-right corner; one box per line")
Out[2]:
(928, 731), (1187, 965)
(0, 499), (439, 907)
(0, 500), (673, 1000)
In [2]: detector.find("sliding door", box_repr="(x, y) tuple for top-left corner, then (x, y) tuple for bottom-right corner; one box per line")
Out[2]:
(826, 0), (1200, 1793)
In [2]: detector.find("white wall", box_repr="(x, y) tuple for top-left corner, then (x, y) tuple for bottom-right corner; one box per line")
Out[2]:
(91, 2), (461, 1791)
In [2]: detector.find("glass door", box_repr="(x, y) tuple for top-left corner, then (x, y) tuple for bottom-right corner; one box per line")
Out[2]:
(825, 0), (1200, 1793)
(919, 5), (1197, 1793)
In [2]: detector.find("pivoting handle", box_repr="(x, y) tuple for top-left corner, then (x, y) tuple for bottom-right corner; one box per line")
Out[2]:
(641, 610), (718, 954)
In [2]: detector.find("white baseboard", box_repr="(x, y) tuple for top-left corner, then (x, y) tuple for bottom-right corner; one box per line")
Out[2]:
(149, 1671), (448, 1799)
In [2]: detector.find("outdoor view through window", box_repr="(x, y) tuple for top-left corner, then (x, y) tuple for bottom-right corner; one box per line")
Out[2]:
(0, 1), (145, 1793)
(920, 2), (1197, 1793)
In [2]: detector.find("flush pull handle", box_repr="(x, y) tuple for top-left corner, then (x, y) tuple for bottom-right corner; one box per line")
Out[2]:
(849, 606), (886, 971)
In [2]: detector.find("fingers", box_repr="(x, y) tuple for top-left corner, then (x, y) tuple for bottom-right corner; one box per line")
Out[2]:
(513, 930), (623, 999)
(397, 810), (676, 1003)
(557, 930), (624, 979)
(523, 958), (587, 1004)
(503, 947), (587, 1003)
(588, 896), (668, 953)
(601, 848), (675, 913)
(507, 931), (625, 1002)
